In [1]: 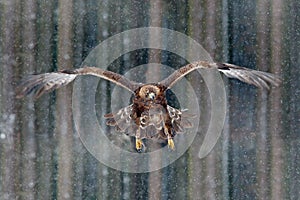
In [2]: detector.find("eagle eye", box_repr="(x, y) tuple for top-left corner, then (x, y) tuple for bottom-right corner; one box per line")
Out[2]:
(148, 92), (156, 100)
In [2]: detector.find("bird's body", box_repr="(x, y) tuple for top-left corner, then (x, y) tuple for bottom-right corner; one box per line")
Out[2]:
(16, 61), (281, 152)
(104, 84), (192, 151)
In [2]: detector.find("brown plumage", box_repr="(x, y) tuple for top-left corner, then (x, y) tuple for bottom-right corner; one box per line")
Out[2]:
(16, 61), (281, 152)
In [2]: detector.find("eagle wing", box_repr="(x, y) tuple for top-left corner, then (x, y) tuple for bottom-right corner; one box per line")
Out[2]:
(160, 61), (281, 90)
(16, 66), (142, 98)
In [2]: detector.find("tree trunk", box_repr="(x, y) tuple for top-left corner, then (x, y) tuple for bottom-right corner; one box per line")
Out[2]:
(56, 1), (74, 199)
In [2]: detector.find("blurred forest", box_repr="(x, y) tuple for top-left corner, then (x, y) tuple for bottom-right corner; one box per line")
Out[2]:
(0, 0), (299, 199)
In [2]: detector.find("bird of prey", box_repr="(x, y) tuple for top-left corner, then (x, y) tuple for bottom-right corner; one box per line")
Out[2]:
(16, 61), (281, 152)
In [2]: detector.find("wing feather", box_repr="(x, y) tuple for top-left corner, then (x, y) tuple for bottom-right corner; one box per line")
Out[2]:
(16, 73), (77, 98)
(217, 63), (281, 89)
(16, 66), (141, 98)
(160, 61), (281, 89)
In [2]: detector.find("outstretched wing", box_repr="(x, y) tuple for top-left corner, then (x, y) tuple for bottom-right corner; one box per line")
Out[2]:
(160, 61), (281, 90)
(16, 66), (142, 98)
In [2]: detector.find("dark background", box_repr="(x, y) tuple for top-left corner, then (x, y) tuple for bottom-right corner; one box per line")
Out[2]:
(1, 0), (299, 199)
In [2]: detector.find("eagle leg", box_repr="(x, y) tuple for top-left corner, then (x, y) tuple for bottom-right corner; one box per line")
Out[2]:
(135, 128), (144, 152)
(164, 126), (175, 150)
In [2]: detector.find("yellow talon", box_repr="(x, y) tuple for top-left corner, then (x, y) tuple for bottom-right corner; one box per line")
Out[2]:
(168, 138), (175, 150)
(136, 139), (144, 152)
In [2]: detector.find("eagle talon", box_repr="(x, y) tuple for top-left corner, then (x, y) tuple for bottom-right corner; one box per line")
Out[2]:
(168, 138), (175, 150)
(136, 139), (144, 152)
